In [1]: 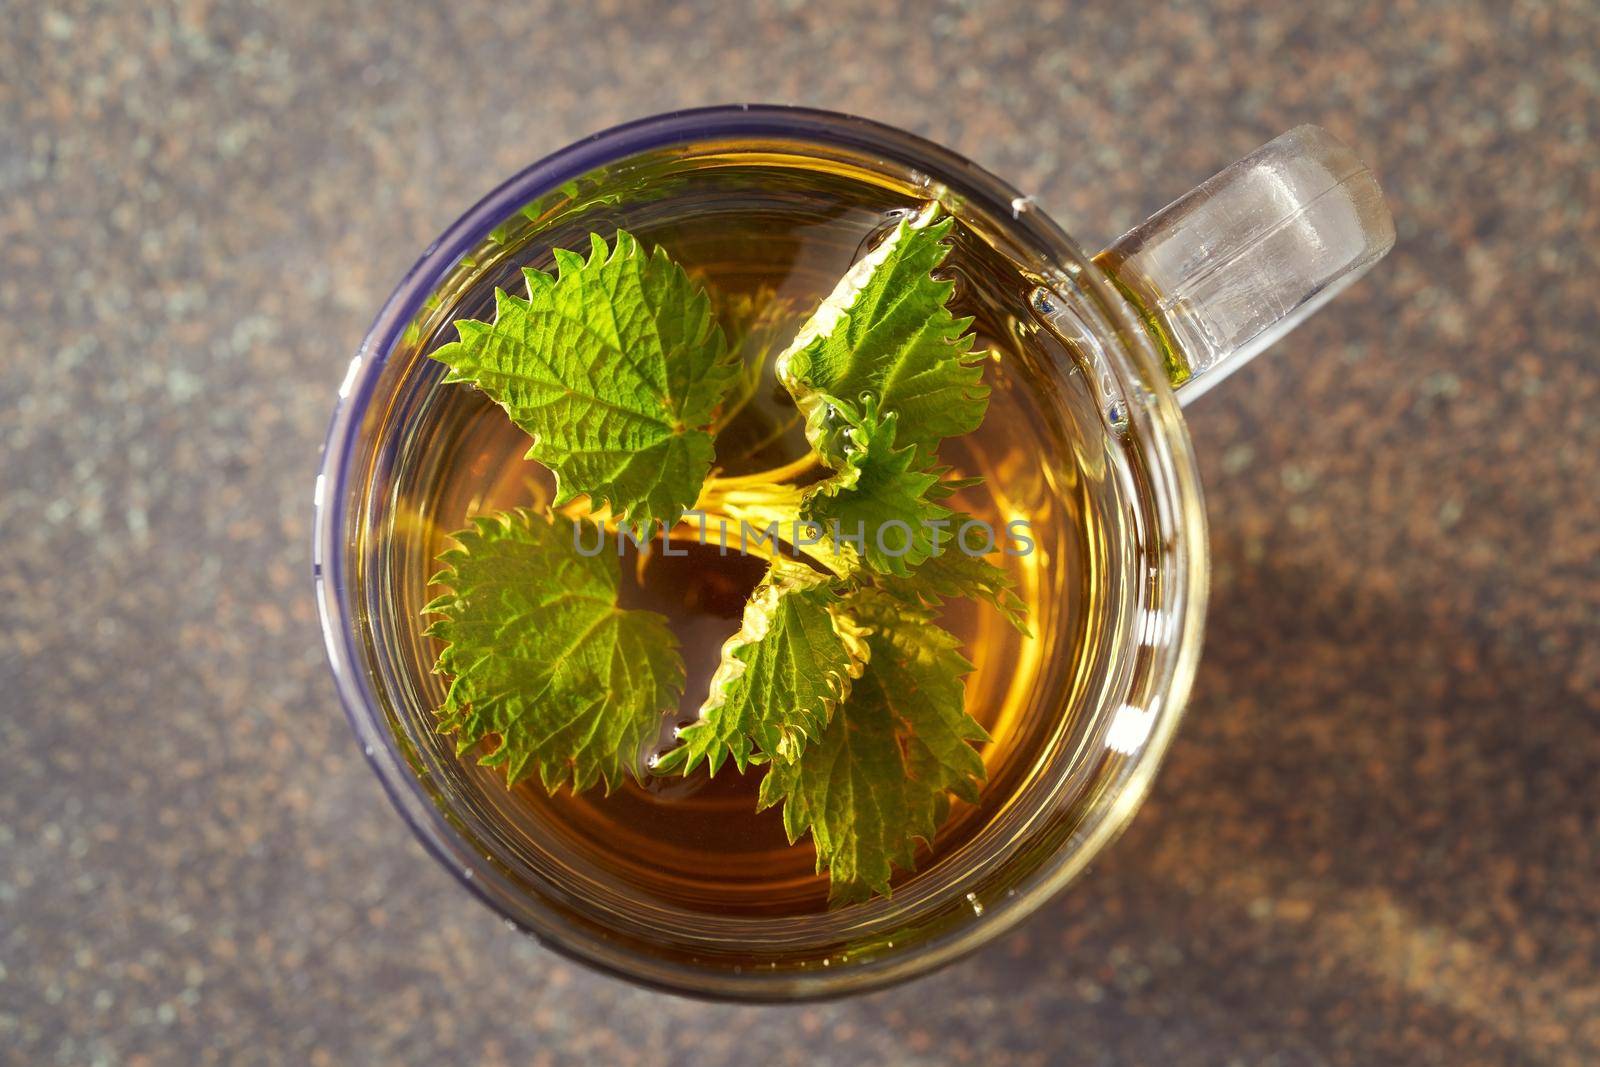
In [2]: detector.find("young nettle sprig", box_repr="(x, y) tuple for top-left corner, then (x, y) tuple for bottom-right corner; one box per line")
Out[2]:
(424, 213), (1028, 902)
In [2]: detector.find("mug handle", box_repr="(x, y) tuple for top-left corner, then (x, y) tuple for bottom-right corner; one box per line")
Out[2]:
(1094, 126), (1395, 404)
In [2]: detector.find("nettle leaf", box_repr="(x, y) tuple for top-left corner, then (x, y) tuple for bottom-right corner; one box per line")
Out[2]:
(655, 561), (869, 777)
(776, 213), (990, 465)
(882, 514), (1031, 635)
(759, 591), (989, 902)
(430, 231), (740, 533)
(424, 508), (685, 793)
(799, 398), (950, 577)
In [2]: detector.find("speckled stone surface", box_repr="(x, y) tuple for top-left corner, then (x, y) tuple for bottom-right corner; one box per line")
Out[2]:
(3, 1), (1597, 1063)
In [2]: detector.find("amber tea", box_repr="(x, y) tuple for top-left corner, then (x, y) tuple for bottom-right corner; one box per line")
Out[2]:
(353, 151), (1134, 918)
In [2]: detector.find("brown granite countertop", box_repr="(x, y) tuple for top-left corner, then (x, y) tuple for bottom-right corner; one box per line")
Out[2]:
(3, 1), (1597, 1063)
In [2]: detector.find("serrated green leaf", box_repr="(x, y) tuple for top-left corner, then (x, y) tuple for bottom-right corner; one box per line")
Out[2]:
(424, 508), (685, 793)
(798, 397), (951, 577)
(655, 561), (869, 777)
(776, 213), (989, 465)
(429, 231), (740, 533)
(758, 592), (988, 902)
(881, 515), (1031, 635)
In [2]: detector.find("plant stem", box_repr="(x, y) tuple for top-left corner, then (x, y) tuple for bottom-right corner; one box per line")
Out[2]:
(702, 450), (824, 493)
(557, 447), (850, 574)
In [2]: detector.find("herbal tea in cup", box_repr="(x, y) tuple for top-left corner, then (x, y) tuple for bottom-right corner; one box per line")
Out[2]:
(314, 107), (1392, 998)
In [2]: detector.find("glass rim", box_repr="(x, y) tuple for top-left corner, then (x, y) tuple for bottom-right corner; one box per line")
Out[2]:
(312, 104), (1209, 1000)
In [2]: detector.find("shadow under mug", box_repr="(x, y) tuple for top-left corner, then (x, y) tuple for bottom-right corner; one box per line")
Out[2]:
(313, 106), (1392, 1000)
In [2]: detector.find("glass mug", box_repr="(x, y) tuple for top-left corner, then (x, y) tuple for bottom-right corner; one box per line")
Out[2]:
(313, 106), (1392, 999)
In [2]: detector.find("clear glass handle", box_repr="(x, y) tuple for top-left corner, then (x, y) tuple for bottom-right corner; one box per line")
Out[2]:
(1095, 125), (1395, 404)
